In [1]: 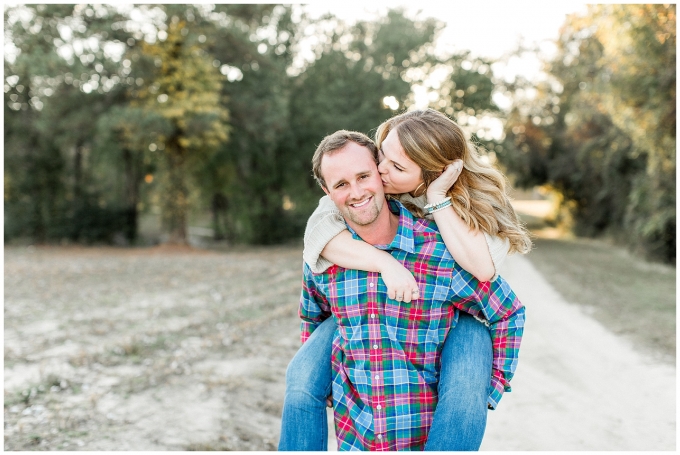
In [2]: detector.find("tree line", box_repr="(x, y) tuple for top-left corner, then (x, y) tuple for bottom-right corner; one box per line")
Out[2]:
(499, 4), (675, 263)
(4, 4), (675, 263)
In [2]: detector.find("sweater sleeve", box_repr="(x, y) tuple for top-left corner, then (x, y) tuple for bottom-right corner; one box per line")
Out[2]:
(303, 195), (347, 274)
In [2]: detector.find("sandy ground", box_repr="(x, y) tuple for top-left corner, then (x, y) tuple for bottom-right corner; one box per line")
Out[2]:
(3, 246), (676, 450)
(4, 245), (303, 451)
(480, 255), (676, 451)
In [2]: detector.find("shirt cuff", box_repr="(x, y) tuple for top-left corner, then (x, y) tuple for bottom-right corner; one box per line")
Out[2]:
(487, 370), (510, 410)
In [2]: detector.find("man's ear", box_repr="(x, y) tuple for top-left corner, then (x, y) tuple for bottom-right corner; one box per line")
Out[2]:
(321, 186), (330, 196)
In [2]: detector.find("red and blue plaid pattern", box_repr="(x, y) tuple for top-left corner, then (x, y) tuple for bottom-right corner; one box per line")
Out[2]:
(300, 200), (525, 451)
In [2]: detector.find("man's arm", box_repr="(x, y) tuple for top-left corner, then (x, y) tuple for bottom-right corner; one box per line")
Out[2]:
(299, 262), (333, 344)
(448, 271), (525, 409)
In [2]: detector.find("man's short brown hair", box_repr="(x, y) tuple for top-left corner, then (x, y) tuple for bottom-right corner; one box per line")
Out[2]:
(311, 130), (378, 190)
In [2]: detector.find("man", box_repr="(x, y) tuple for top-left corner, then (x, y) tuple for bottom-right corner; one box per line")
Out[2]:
(293, 130), (524, 450)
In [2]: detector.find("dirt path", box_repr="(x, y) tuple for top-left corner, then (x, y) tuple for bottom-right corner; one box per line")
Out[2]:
(480, 254), (676, 451)
(3, 246), (675, 450)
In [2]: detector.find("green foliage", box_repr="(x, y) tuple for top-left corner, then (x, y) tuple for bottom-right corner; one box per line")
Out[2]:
(131, 18), (229, 243)
(4, 5), (139, 243)
(3, 5), (518, 247)
(499, 5), (675, 263)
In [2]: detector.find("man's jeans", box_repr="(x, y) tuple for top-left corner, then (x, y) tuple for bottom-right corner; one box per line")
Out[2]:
(278, 312), (493, 451)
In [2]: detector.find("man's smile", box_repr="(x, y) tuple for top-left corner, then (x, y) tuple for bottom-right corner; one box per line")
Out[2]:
(349, 196), (372, 208)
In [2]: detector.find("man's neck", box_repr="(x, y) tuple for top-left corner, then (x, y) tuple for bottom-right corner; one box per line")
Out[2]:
(348, 199), (399, 246)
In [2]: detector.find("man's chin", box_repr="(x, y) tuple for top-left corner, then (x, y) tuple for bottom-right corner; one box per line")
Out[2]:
(344, 202), (381, 226)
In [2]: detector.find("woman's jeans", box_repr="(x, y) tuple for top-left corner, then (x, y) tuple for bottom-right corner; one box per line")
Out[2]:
(278, 312), (493, 451)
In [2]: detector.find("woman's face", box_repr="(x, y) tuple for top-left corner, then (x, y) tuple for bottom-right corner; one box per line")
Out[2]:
(377, 128), (424, 195)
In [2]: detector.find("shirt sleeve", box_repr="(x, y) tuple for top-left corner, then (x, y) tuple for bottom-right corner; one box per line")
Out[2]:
(299, 262), (333, 344)
(303, 195), (347, 274)
(448, 271), (525, 409)
(483, 233), (511, 282)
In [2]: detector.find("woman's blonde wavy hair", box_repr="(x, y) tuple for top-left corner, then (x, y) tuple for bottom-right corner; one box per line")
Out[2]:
(375, 109), (532, 254)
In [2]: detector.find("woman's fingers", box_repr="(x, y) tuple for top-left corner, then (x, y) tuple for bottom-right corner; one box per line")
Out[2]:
(427, 160), (464, 199)
(389, 284), (419, 303)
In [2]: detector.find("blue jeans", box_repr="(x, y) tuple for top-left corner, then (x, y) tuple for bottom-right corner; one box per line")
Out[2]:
(278, 312), (492, 451)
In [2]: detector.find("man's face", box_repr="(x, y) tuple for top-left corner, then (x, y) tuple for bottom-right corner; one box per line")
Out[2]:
(321, 141), (385, 227)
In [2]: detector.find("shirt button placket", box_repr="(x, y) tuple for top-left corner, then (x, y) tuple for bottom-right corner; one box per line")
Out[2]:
(368, 273), (385, 449)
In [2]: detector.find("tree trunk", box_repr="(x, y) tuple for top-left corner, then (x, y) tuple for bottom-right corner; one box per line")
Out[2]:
(71, 141), (84, 240)
(122, 147), (140, 243)
(211, 192), (228, 241)
(161, 144), (189, 245)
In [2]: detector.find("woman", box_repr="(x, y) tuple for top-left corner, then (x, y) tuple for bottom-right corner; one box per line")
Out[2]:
(279, 109), (531, 450)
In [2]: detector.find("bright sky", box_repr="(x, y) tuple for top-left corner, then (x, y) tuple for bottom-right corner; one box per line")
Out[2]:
(301, 1), (589, 131)
(303, 1), (589, 81)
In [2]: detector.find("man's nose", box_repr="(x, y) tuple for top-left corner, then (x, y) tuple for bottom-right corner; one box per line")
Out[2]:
(349, 183), (364, 200)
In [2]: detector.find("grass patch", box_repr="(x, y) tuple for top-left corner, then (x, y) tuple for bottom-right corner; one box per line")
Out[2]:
(526, 236), (676, 360)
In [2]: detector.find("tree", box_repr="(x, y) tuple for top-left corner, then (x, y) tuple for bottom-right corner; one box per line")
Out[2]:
(4, 5), (147, 243)
(498, 5), (675, 262)
(129, 16), (229, 244)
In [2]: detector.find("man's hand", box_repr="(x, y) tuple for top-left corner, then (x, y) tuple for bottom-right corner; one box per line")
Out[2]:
(379, 256), (419, 303)
(426, 160), (463, 202)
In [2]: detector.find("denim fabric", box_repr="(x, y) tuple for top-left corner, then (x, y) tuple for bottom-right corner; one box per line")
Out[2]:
(424, 312), (492, 450)
(278, 317), (335, 451)
(278, 312), (492, 451)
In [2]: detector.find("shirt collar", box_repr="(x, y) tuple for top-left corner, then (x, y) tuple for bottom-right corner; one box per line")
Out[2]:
(346, 198), (416, 254)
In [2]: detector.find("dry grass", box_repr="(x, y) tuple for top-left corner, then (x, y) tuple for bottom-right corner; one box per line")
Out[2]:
(525, 236), (676, 361)
(4, 245), (304, 450)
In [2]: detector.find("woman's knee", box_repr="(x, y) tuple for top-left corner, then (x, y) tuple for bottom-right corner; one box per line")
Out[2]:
(285, 318), (335, 398)
(444, 313), (492, 363)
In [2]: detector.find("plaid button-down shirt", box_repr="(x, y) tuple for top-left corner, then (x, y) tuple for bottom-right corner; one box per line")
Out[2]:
(300, 200), (525, 451)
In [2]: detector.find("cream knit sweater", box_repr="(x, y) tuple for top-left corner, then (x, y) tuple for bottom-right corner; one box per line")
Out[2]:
(303, 195), (510, 281)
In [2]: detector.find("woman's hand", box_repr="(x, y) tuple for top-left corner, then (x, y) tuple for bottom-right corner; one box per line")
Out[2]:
(426, 160), (463, 202)
(378, 255), (420, 303)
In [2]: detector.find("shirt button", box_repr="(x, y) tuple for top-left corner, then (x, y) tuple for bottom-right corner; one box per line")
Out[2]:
(377, 434), (383, 440)
(375, 375), (379, 380)
(376, 405), (382, 410)
(370, 314), (376, 319)
(373, 344), (378, 349)
(369, 282), (374, 287)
